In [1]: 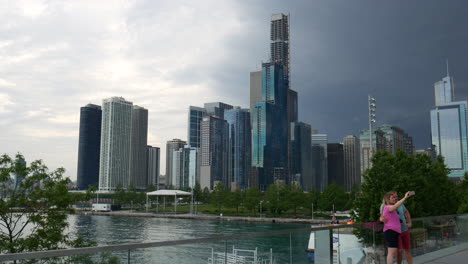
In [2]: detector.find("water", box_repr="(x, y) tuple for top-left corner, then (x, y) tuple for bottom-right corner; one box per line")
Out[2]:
(67, 214), (312, 263)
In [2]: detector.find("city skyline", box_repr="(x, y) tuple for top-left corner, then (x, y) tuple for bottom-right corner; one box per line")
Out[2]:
(1, 0), (468, 180)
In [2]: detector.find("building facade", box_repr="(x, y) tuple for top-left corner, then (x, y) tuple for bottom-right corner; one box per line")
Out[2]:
(147, 146), (160, 187)
(99, 97), (133, 191)
(311, 133), (328, 191)
(290, 122), (312, 190)
(327, 143), (345, 188)
(200, 116), (229, 190)
(225, 108), (251, 190)
(77, 104), (102, 190)
(130, 105), (148, 190)
(187, 106), (206, 148)
(173, 145), (198, 189)
(343, 135), (361, 192)
(165, 139), (186, 187)
(359, 129), (386, 178)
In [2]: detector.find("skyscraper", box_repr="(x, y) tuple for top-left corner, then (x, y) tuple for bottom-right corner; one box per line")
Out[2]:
(225, 107), (251, 190)
(311, 133), (328, 191)
(360, 129), (386, 177)
(166, 138), (186, 187)
(200, 116), (229, 190)
(173, 145), (198, 189)
(290, 122), (312, 190)
(249, 70), (262, 124)
(147, 146), (160, 187)
(379, 124), (405, 153)
(203, 102), (233, 119)
(270, 13), (290, 77)
(130, 105), (148, 190)
(430, 68), (468, 179)
(252, 62), (288, 190)
(187, 106), (206, 148)
(343, 135), (361, 192)
(99, 97), (133, 191)
(77, 104), (102, 190)
(327, 143), (344, 188)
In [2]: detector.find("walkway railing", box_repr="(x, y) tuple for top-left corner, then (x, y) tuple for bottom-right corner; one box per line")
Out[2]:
(0, 214), (467, 263)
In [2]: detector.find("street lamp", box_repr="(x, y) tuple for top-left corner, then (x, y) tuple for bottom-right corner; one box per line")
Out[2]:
(311, 203), (314, 220)
(368, 95), (377, 158)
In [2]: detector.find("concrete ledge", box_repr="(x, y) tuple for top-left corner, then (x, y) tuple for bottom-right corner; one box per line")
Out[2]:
(414, 242), (468, 264)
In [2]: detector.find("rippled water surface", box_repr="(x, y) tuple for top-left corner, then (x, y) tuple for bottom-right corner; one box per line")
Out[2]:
(67, 214), (312, 263)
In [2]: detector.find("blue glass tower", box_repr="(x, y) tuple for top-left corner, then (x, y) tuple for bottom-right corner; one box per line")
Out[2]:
(77, 104), (102, 190)
(290, 122), (312, 190)
(252, 62), (288, 190)
(430, 68), (468, 179)
(225, 108), (251, 190)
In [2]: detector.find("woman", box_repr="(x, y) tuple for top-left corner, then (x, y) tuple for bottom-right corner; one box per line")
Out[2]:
(382, 191), (413, 264)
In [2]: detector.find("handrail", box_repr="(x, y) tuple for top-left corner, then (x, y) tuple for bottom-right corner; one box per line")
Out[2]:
(0, 213), (466, 261)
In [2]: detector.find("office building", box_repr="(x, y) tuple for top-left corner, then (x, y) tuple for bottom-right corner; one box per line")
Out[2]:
(270, 13), (290, 77)
(99, 97), (133, 191)
(166, 139), (186, 187)
(147, 146), (160, 187)
(130, 105), (148, 190)
(403, 135), (415, 155)
(311, 133), (328, 191)
(359, 129), (386, 177)
(225, 107), (251, 190)
(249, 70), (262, 123)
(327, 143), (345, 188)
(173, 145), (199, 189)
(379, 124), (405, 153)
(290, 122), (312, 190)
(200, 116), (229, 190)
(343, 135), (361, 192)
(187, 106), (206, 148)
(77, 104), (102, 190)
(203, 102), (233, 119)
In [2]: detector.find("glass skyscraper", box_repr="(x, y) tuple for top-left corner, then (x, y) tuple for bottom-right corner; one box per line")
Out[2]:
(173, 145), (198, 189)
(130, 105), (148, 190)
(343, 135), (361, 192)
(430, 69), (468, 179)
(77, 104), (102, 190)
(225, 107), (251, 190)
(290, 122), (312, 190)
(311, 133), (328, 192)
(147, 146), (160, 187)
(165, 138), (186, 187)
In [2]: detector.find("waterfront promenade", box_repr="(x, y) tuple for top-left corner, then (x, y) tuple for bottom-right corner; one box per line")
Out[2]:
(414, 242), (468, 263)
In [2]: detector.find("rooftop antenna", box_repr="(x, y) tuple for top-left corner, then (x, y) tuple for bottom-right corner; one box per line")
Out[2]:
(446, 59), (450, 77)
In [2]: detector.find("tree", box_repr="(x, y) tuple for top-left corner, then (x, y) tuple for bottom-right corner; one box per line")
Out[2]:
(265, 181), (289, 216)
(457, 173), (468, 213)
(244, 187), (261, 214)
(0, 154), (91, 254)
(353, 150), (458, 223)
(211, 183), (228, 213)
(287, 184), (305, 214)
(319, 182), (348, 211)
(226, 189), (244, 214)
(306, 189), (321, 216)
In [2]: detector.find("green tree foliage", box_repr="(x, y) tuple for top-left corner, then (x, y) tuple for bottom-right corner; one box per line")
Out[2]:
(265, 181), (289, 216)
(244, 187), (261, 214)
(287, 184), (305, 214)
(0, 154), (92, 255)
(306, 189), (321, 216)
(211, 183), (228, 213)
(457, 173), (468, 213)
(319, 182), (348, 211)
(226, 189), (244, 214)
(353, 150), (458, 223)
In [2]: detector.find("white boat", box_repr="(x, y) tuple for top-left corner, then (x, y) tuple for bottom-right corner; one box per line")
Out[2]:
(207, 245), (274, 264)
(308, 228), (365, 264)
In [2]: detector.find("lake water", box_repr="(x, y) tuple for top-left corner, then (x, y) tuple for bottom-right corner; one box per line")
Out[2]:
(67, 214), (313, 263)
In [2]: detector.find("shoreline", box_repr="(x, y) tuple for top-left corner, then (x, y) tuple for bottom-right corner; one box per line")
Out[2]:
(75, 210), (334, 224)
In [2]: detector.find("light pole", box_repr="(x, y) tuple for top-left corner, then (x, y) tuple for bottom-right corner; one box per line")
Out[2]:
(311, 203), (314, 220)
(368, 95), (377, 160)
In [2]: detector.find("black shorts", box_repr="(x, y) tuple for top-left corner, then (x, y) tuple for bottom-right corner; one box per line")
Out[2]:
(384, 230), (400, 248)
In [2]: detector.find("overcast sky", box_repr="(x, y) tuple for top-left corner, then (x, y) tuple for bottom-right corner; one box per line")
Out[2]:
(1, 0), (467, 180)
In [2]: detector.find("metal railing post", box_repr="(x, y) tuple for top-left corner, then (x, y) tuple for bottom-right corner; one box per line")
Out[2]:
(127, 249), (130, 264)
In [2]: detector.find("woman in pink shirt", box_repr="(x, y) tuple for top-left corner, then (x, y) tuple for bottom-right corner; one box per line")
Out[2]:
(382, 191), (413, 264)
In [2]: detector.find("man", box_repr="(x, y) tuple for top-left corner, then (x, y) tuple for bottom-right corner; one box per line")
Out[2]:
(380, 192), (413, 264)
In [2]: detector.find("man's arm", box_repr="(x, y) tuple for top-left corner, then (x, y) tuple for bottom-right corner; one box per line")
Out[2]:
(405, 209), (412, 228)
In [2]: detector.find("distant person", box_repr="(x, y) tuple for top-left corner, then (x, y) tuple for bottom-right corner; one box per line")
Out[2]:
(380, 192), (414, 264)
(381, 191), (414, 264)
(331, 212), (338, 224)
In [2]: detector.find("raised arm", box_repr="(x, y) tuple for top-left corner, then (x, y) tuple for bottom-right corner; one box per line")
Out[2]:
(388, 192), (413, 212)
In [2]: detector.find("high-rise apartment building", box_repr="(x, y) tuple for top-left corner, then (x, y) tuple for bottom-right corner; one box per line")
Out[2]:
(203, 102), (233, 119)
(379, 124), (405, 153)
(187, 106), (206, 148)
(77, 104), (102, 190)
(311, 133), (328, 191)
(343, 135), (361, 192)
(290, 122), (312, 190)
(130, 105), (148, 190)
(327, 143), (344, 188)
(403, 135), (415, 155)
(147, 146), (160, 187)
(99, 97), (133, 191)
(166, 139), (186, 187)
(430, 68), (468, 179)
(359, 129), (386, 177)
(200, 116), (229, 190)
(173, 145), (198, 189)
(225, 107), (251, 190)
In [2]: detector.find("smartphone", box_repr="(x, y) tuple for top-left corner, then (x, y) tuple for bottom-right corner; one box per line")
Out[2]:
(409, 191), (415, 196)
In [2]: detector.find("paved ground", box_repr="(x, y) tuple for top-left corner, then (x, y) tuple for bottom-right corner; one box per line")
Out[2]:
(414, 243), (468, 264)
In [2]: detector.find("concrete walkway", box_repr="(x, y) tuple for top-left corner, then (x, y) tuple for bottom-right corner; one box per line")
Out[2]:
(414, 243), (468, 263)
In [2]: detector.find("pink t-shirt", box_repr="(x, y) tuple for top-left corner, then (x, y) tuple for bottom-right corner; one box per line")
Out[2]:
(383, 205), (401, 233)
